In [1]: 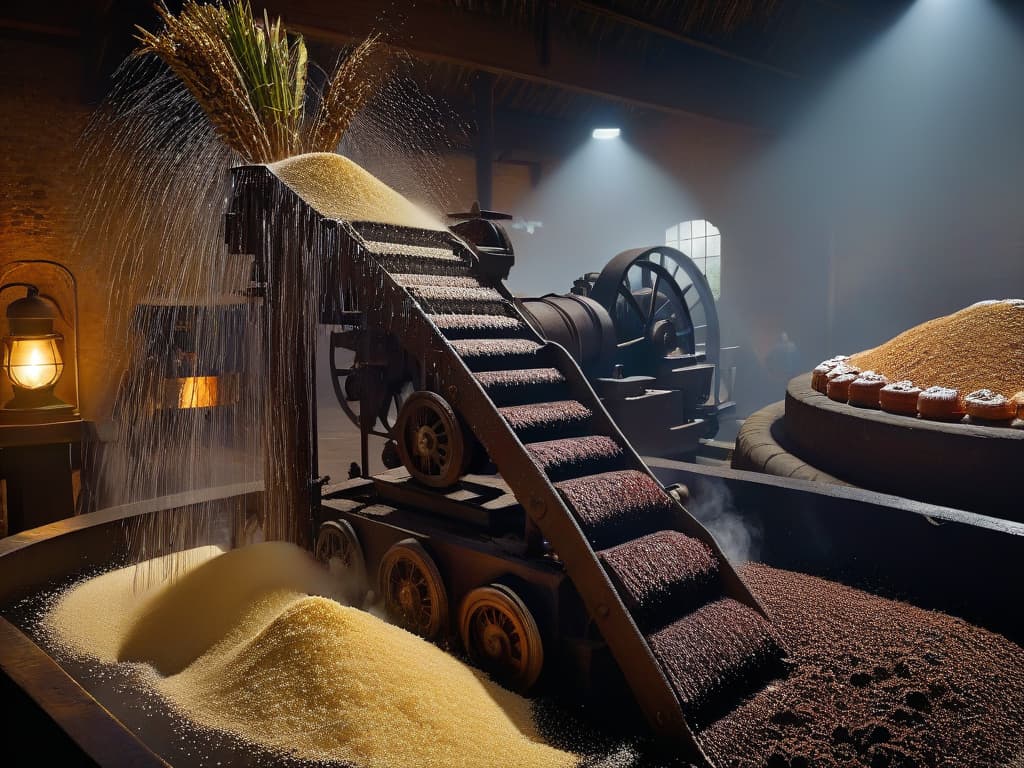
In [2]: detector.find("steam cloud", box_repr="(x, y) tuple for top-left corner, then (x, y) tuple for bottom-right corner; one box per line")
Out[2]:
(689, 478), (761, 564)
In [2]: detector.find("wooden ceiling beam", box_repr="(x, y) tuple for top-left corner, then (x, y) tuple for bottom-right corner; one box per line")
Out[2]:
(0, 18), (80, 39)
(567, 0), (803, 80)
(268, 0), (797, 127)
(805, 0), (910, 24)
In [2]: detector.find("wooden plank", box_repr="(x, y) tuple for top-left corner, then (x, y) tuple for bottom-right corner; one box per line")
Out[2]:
(0, 480), (261, 559)
(568, 0), (803, 80)
(0, 419), (84, 449)
(0, 618), (168, 767)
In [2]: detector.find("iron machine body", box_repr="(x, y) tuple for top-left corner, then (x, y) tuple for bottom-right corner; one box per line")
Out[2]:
(226, 164), (785, 765)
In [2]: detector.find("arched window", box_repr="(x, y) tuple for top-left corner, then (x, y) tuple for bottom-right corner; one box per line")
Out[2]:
(665, 219), (721, 299)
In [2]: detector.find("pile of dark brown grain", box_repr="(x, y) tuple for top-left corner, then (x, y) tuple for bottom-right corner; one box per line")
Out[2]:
(451, 338), (543, 358)
(651, 598), (786, 721)
(526, 435), (624, 479)
(411, 284), (503, 302)
(430, 313), (523, 333)
(699, 564), (1024, 768)
(394, 274), (483, 287)
(499, 400), (593, 442)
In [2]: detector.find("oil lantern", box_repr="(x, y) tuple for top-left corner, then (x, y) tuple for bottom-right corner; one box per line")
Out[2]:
(0, 261), (80, 425)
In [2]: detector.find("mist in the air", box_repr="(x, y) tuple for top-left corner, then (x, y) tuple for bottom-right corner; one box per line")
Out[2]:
(728, 0), (1024, 410)
(505, 135), (706, 298)
(501, 0), (1024, 415)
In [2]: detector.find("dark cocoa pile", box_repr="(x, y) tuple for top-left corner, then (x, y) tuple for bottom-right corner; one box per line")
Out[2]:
(699, 564), (1024, 768)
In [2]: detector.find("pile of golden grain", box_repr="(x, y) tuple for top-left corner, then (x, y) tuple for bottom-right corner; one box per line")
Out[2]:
(851, 300), (1024, 402)
(270, 152), (444, 231)
(45, 542), (575, 768)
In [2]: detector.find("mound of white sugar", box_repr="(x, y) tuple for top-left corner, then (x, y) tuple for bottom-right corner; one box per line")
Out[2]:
(44, 541), (577, 768)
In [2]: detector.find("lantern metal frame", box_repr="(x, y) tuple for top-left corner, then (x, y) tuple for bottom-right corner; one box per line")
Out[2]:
(3, 332), (66, 397)
(0, 261), (80, 426)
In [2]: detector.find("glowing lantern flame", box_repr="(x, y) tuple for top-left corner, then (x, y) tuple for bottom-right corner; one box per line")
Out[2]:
(6, 337), (63, 390)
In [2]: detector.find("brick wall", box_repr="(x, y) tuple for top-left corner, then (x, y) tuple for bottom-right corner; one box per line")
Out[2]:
(0, 36), (110, 420)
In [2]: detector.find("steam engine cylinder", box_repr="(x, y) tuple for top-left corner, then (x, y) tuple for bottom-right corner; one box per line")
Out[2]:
(516, 295), (617, 376)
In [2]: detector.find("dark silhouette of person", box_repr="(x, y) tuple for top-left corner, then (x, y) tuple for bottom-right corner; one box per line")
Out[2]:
(765, 331), (801, 396)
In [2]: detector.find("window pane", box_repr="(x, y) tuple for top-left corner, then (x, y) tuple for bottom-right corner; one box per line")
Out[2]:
(691, 219), (706, 238)
(706, 257), (721, 299)
(690, 237), (706, 260)
(706, 221), (719, 236)
(665, 224), (678, 243)
(678, 220), (691, 239)
(707, 234), (721, 257)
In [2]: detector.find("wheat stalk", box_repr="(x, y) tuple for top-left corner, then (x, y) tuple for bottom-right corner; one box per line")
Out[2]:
(136, 2), (273, 161)
(136, 1), (389, 162)
(223, 2), (308, 159)
(306, 34), (390, 154)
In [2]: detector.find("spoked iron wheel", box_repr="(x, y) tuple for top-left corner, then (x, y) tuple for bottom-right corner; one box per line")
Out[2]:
(590, 246), (720, 377)
(328, 331), (412, 440)
(395, 391), (469, 488)
(315, 519), (368, 604)
(459, 584), (544, 693)
(379, 539), (448, 640)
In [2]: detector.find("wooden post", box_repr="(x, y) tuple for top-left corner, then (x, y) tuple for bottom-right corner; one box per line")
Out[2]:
(0, 421), (83, 535)
(229, 167), (319, 548)
(474, 71), (496, 211)
(261, 208), (318, 548)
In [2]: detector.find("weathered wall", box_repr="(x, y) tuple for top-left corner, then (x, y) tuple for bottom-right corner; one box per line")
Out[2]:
(0, 36), (108, 419)
(503, 110), (763, 298)
(439, 153), (536, 215)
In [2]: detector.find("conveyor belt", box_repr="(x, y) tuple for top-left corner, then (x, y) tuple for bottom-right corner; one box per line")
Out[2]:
(346, 227), (787, 762)
(232, 167), (787, 764)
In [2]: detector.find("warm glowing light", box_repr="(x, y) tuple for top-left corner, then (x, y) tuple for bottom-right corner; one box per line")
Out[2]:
(5, 336), (63, 390)
(591, 127), (621, 140)
(178, 376), (220, 409)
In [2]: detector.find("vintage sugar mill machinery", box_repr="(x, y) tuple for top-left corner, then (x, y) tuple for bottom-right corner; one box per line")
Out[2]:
(225, 164), (785, 765)
(5, 161), (1024, 768)
(329, 207), (733, 463)
(518, 247), (732, 452)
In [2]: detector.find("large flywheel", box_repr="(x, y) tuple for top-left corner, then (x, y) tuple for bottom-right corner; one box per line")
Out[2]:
(589, 247), (721, 398)
(329, 332), (413, 440)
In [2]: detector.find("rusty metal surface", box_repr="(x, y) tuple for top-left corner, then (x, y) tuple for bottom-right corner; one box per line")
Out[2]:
(335, 221), (707, 758)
